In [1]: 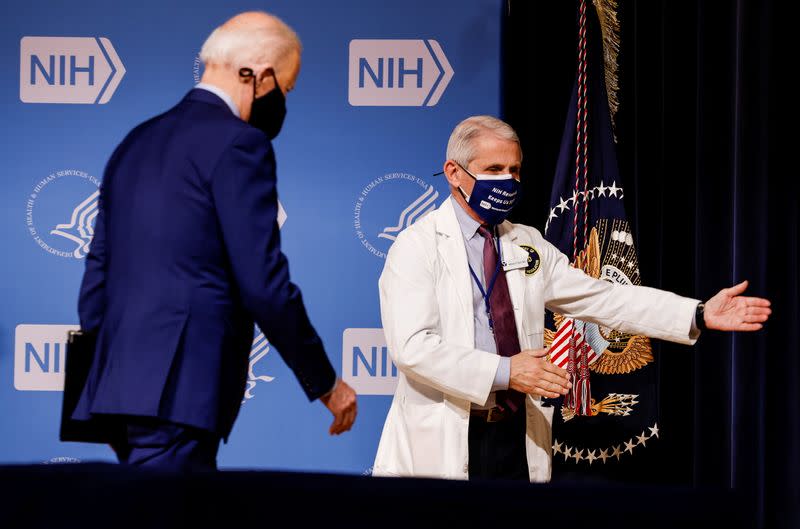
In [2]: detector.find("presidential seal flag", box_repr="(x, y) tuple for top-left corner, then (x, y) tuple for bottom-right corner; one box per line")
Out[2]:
(543, 0), (660, 479)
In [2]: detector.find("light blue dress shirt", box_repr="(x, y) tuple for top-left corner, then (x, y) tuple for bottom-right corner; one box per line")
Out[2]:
(451, 197), (511, 408)
(195, 83), (240, 118)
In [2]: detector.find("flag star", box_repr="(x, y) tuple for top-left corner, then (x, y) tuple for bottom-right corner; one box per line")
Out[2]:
(569, 190), (579, 204)
(573, 449), (584, 463)
(624, 439), (637, 454)
(649, 423), (660, 438)
(556, 197), (570, 212)
(596, 182), (608, 197)
(586, 450), (598, 465)
(599, 448), (610, 463)
(548, 208), (558, 222)
(636, 431), (649, 447)
(553, 440), (563, 454)
(563, 446), (573, 462)
(612, 445), (622, 460)
(608, 181), (621, 197)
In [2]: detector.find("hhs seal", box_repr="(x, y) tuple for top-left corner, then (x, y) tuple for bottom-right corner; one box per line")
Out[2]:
(25, 169), (100, 259)
(353, 172), (440, 259)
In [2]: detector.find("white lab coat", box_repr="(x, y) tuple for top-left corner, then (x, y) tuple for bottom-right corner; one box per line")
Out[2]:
(372, 198), (699, 482)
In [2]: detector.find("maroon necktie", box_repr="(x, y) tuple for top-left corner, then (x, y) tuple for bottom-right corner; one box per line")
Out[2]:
(477, 226), (525, 413)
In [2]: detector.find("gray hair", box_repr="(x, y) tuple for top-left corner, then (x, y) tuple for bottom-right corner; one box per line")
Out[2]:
(446, 115), (521, 167)
(199, 13), (301, 69)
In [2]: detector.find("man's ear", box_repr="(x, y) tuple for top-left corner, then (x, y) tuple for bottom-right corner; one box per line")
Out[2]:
(443, 160), (461, 188)
(254, 63), (275, 86)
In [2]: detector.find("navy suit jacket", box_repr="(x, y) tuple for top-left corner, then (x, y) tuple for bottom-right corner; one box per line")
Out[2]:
(74, 88), (336, 438)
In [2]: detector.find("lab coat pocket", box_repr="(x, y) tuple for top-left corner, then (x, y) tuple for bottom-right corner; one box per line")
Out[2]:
(526, 331), (544, 350)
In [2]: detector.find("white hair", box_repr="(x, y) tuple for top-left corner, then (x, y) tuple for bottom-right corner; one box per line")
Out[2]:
(199, 13), (301, 69)
(446, 115), (521, 167)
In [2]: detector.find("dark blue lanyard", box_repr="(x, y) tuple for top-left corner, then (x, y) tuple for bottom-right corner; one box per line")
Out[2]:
(467, 230), (503, 330)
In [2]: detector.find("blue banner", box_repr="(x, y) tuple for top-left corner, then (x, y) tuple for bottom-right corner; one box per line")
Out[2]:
(0, 0), (502, 473)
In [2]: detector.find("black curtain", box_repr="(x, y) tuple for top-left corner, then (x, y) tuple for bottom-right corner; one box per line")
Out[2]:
(503, 1), (797, 528)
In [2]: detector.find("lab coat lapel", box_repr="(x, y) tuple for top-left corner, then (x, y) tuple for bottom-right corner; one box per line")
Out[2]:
(435, 199), (475, 342)
(498, 223), (528, 340)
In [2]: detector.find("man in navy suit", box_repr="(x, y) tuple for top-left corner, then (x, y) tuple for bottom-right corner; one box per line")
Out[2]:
(73, 11), (357, 471)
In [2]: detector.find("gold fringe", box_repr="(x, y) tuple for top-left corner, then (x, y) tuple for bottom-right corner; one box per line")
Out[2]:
(592, 0), (620, 140)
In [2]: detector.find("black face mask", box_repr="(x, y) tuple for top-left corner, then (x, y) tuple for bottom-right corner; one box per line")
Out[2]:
(240, 67), (286, 140)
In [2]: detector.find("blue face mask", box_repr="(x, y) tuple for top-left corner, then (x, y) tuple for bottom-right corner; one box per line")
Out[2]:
(457, 164), (521, 225)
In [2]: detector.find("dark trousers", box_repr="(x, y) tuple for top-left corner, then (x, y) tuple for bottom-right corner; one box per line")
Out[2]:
(468, 408), (529, 481)
(111, 417), (221, 472)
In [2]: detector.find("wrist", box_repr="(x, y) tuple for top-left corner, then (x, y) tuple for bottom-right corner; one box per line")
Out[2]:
(320, 377), (339, 401)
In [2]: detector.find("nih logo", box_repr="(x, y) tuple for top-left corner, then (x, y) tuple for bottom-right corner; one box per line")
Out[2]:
(14, 324), (77, 391)
(349, 40), (454, 106)
(342, 328), (398, 395)
(20, 36), (126, 104)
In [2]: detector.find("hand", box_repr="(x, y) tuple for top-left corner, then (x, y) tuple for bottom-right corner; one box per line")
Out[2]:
(509, 349), (572, 398)
(320, 378), (357, 435)
(704, 280), (772, 331)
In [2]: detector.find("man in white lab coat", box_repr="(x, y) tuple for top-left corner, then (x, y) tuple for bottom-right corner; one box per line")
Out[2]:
(372, 115), (771, 482)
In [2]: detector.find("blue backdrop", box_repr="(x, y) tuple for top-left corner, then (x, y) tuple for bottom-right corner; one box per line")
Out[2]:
(0, 0), (502, 473)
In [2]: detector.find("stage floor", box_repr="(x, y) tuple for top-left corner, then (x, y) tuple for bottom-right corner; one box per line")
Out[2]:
(1, 463), (751, 529)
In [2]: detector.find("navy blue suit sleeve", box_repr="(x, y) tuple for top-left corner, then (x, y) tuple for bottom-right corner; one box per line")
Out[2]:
(211, 127), (336, 401)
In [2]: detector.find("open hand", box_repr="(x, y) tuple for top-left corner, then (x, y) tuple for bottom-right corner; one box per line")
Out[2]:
(704, 280), (771, 331)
